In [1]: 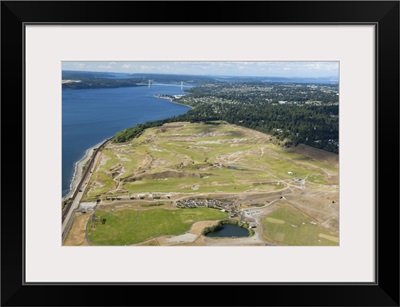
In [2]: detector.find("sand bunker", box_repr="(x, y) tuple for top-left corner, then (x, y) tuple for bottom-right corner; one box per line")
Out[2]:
(166, 233), (198, 243)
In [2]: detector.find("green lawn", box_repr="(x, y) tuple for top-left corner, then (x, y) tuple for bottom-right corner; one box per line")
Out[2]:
(262, 204), (339, 246)
(87, 208), (227, 245)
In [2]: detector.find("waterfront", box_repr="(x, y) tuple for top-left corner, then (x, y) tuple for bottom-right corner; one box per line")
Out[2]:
(62, 84), (191, 197)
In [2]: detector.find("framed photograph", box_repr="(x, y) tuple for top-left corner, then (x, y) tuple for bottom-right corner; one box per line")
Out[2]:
(2, 1), (399, 306)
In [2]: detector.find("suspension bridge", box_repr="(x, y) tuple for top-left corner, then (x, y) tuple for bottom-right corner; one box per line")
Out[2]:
(138, 80), (191, 89)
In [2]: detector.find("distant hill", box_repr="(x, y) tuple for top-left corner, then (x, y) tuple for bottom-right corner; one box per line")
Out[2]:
(62, 70), (338, 89)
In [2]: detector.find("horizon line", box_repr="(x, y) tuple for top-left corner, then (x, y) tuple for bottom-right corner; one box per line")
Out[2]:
(62, 69), (339, 80)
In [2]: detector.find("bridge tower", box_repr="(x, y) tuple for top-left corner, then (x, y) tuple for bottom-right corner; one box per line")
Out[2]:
(180, 81), (184, 90)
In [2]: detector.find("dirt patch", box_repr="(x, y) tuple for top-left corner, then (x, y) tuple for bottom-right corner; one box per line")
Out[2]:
(321, 218), (339, 233)
(64, 213), (92, 246)
(98, 155), (110, 167)
(116, 154), (131, 162)
(162, 123), (187, 129)
(289, 144), (338, 167)
(189, 220), (220, 235)
(135, 238), (160, 246)
(166, 233), (198, 243)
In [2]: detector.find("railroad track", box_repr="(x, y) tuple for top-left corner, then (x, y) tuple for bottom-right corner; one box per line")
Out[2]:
(62, 137), (113, 223)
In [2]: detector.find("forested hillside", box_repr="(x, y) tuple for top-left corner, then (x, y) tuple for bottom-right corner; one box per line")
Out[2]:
(114, 81), (339, 153)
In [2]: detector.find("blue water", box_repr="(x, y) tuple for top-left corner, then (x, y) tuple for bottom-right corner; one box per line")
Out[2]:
(205, 224), (250, 237)
(62, 85), (191, 197)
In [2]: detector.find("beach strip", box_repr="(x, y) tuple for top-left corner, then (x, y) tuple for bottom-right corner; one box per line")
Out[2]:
(63, 140), (105, 201)
(154, 94), (193, 109)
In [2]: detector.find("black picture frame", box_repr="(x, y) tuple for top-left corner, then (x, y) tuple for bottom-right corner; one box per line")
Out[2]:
(1, 1), (399, 306)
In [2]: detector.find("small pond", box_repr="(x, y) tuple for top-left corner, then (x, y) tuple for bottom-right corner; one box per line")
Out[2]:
(205, 224), (250, 238)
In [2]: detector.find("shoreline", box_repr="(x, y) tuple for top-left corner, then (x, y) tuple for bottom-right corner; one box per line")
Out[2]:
(63, 140), (106, 201)
(154, 94), (194, 110)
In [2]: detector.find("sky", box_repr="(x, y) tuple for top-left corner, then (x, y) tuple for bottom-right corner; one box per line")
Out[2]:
(62, 61), (339, 78)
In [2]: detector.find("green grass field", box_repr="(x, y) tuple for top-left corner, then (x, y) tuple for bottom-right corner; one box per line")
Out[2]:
(262, 204), (339, 246)
(87, 208), (227, 245)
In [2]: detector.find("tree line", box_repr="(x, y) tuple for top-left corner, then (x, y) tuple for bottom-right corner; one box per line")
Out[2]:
(113, 81), (339, 153)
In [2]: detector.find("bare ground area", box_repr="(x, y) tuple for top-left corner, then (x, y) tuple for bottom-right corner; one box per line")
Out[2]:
(288, 144), (339, 168)
(283, 190), (339, 234)
(64, 212), (92, 246)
